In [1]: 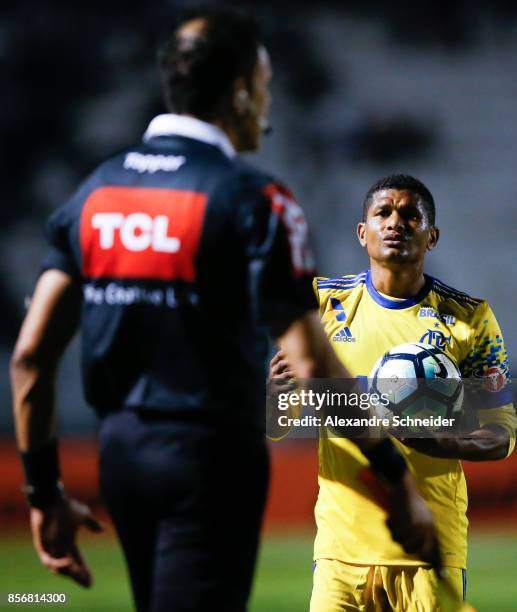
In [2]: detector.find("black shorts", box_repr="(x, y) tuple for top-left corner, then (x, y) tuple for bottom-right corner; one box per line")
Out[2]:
(98, 410), (269, 612)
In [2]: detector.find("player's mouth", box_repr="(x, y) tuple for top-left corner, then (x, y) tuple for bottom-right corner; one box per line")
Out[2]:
(383, 233), (407, 247)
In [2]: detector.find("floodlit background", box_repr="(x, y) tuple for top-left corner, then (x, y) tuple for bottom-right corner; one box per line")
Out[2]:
(1, 2), (517, 610)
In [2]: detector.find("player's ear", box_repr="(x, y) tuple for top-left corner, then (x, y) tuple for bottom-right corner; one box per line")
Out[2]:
(427, 226), (439, 251)
(357, 222), (367, 248)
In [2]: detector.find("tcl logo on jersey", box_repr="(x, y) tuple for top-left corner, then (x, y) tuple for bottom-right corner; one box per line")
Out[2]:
(80, 187), (207, 281)
(92, 213), (180, 252)
(264, 183), (315, 276)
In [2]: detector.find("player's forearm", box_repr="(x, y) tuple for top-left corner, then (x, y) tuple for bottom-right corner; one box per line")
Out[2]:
(10, 352), (57, 451)
(404, 426), (510, 461)
(453, 426), (510, 461)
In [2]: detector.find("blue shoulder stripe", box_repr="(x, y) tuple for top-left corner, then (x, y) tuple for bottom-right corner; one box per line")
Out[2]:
(317, 272), (367, 289)
(317, 283), (362, 291)
(317, 279), (366, 290)
(340, 272), (367, 281)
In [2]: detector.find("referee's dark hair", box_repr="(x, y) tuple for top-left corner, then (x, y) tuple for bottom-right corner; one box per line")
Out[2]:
(159, 9), (261, 121)
(363, 174), (436, 225)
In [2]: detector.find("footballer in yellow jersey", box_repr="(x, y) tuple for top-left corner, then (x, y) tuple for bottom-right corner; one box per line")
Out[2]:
(313, 269), (515, 565)
(274, 174), (516, 612)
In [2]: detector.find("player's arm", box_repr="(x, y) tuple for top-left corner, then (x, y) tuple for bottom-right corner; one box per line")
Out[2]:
(266, 350), (300, 441)
(400, 425), (511, 460)
(401, 404), (515, 461)
(11, 269), (102, 587)
(458, 423), (511, 460)
(402, 301), (515, 461)
(475, 404), (516, 457)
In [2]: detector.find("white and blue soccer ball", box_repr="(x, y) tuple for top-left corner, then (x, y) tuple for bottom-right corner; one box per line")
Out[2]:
(369, 343), (464, 433)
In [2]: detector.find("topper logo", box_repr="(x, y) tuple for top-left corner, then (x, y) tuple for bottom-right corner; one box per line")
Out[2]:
(91, 212), (181, 253)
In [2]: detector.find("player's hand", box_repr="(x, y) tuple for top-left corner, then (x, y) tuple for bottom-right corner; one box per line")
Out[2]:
(386, 471), (442, 571)
(30, 497), (103, 587)
(268, 350), (296, 393)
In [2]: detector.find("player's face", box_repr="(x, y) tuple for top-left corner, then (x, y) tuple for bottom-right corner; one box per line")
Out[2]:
(234, 46), (272, 152)
(357, 189), (438, 266)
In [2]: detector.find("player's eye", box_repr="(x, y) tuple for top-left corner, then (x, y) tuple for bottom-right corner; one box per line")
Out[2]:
(404, 208), (420, 220)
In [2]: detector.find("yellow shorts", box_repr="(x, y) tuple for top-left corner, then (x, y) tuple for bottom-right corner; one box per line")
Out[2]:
(310, 559), (466, 612)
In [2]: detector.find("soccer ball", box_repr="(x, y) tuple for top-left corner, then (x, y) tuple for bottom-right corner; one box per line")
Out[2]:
(369, 343), (464, 433)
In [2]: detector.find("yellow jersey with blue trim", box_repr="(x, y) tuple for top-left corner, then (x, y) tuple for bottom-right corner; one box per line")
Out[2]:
(312, 270), (516, 569)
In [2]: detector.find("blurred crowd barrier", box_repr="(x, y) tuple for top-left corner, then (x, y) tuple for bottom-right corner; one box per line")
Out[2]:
(1, 439), (516, 529)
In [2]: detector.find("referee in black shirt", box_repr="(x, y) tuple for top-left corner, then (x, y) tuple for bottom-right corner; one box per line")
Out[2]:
(11, 8), (441, 612)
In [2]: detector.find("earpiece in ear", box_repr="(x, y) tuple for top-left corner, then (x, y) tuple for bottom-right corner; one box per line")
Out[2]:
(234, 89), (273, 134)
(236, 89), (250, 114)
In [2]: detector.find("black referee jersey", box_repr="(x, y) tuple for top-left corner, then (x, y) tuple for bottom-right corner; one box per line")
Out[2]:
(41, 123), (316, 426)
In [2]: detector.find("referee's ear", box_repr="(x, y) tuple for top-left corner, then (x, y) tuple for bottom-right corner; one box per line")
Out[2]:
(427, 226), (439, 251)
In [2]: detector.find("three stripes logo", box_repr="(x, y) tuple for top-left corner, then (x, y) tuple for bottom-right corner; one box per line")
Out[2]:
(330, 298), (356, 343)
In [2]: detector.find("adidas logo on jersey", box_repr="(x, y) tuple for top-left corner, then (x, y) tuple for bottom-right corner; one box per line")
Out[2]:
(332, 327), (356, 342)
(328, 298), (356, 342)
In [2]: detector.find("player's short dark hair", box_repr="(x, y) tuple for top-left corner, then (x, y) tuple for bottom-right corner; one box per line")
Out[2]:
(158, 8), (261, 120)
(363, 174), (436, 225)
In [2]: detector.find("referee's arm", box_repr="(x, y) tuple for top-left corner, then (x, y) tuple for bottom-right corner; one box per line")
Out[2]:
(12, 270), (79, 451)
(11, 269), (103, 588)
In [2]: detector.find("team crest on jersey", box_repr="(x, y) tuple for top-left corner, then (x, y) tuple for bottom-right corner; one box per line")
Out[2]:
(329, 298), (356, 343)
(419, 328), (451, 349)
(473, 365), (508, 392)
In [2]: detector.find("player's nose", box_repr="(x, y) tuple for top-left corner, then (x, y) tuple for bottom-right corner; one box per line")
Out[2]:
(385, 211), (405, 231)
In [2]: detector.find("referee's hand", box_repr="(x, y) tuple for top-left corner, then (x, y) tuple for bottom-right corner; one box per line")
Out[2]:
(30, 497), (103, 587)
